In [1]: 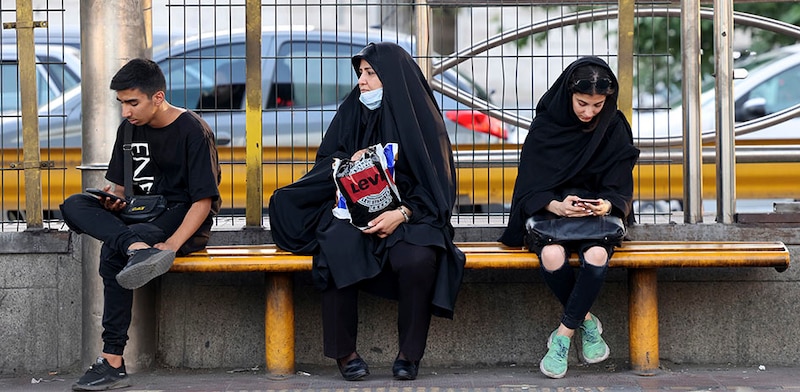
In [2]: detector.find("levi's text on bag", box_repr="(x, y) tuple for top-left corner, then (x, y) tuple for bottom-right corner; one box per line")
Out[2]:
(332, 143), (401, 230)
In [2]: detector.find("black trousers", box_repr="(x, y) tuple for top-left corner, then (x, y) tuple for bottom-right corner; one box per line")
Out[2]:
(60, 193), (186, 355)
(321, 241), (437, 362)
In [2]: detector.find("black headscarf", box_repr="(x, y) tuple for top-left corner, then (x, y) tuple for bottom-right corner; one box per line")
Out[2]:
(499, 56), (640, 247)
(269, 42), (464, 318)
(319, 42), (458, 227)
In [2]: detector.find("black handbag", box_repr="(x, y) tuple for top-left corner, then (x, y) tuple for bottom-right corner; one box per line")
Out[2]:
(120, 194), (168, 223)
(525, 215), (626, 247)
(118, 122), (167, 224)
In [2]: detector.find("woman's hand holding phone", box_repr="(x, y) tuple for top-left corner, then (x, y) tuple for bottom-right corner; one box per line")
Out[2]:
(565, 197), (609, 216)
(576, 198), (601, 206)
(577, 198), (612, 216)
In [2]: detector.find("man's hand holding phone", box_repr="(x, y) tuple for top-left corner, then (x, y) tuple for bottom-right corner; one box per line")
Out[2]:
(86, 187), (127, 210)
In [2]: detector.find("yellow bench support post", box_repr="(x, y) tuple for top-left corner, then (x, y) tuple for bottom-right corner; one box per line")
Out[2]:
(629, 268), (659, 374)
(265, 273), (294, 376)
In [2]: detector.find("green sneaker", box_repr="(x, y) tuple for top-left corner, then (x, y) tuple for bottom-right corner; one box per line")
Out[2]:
(539, 330), (570, 379)
(578, 314), (610, 364)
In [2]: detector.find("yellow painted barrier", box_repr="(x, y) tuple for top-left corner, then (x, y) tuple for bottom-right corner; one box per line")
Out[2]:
(2, 146), (800, 218)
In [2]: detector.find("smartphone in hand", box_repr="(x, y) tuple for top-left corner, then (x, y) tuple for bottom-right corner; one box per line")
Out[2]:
(576, 198), (601, 206)
(85, 188), (125, 203)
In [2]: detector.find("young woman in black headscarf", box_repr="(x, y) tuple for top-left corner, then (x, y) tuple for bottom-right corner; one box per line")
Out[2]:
(269, 42), (465, 381)
(499, 57), (639, 379)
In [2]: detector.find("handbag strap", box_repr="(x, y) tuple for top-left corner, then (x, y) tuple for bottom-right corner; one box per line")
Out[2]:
(123, 122), (134, 199)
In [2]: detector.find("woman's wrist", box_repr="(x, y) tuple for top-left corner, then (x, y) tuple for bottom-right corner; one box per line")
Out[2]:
(603, 199), (612, 215)
(546, 200), (560, 215)
(398, 206), (410, 223)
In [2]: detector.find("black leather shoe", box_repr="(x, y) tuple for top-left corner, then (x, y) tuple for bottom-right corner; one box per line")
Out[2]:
(392, 358), (419, 380)
(337, 357), (369, 381)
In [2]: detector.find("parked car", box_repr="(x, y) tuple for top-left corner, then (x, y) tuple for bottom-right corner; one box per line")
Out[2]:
(171, 29), (507, 147)
(1, 26), (181, 148)
(7, 28), (799, 220)
(0, 27), (508, 219)
(632, 44), (800, 143)
(3, 28), (506, 149)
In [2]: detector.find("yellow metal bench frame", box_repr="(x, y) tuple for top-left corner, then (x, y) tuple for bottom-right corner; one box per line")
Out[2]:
(171, 240), (790, 376)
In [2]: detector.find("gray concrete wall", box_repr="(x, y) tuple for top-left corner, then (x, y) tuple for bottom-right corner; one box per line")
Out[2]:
(0, 231), (81, 375)
(1, 224), (798, 375)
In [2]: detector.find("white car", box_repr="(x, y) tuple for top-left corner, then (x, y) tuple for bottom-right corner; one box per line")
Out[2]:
(632, 44), (800, 144)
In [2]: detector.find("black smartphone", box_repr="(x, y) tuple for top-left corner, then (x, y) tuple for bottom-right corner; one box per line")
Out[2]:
(85, 188), (125, 203)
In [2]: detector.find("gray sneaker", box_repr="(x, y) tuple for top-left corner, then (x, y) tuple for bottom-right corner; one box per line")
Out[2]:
(116, 248), (176, 290)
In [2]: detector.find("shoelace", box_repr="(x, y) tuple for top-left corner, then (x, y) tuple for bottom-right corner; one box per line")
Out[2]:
(553, 338), (569, 358)
(582, 324), (601, 344)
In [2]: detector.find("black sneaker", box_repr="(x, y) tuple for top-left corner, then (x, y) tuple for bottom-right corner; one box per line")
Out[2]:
(72, 356), (130, 391)
(116, 247), (176, 290)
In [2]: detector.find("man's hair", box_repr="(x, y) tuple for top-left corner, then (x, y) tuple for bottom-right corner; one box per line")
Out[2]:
(109, 58), (167, 97)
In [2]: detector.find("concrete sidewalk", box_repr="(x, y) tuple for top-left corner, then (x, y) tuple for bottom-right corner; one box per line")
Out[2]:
(4, 360), (798, 392)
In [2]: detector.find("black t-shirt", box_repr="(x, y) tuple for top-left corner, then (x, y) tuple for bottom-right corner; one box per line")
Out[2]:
(106, 111), (221, 215)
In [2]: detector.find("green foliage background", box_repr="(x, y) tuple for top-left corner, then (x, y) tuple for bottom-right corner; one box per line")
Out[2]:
(635, 2), (800, 98)
(499, 2), (800, 100)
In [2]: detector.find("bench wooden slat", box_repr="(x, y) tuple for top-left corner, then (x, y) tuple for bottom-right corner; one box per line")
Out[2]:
(172, 241), (789, 272)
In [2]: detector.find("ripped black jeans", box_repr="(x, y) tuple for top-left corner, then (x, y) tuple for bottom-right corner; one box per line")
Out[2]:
(537, 241), (613, 330)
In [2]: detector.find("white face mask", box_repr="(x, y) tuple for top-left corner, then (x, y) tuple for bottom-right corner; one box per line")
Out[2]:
(359, 88), (383, 110)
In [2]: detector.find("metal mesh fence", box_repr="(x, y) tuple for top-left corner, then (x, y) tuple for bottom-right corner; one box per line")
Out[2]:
(2, 0), (799, 230)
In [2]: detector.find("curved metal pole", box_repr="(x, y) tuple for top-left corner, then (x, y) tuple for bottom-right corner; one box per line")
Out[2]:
(429, 6), (800, 149)
(433, 7), (800, 75)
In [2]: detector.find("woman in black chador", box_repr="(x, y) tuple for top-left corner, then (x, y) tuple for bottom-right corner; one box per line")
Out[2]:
(499, 57), (639, 379)
(269, 42), (465, 381)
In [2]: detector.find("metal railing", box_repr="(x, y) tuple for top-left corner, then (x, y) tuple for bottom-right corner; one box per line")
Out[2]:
(3, 1), (800, 230)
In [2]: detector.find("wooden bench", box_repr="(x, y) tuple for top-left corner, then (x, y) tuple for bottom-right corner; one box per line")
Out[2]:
(171, 240), (790, 376)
